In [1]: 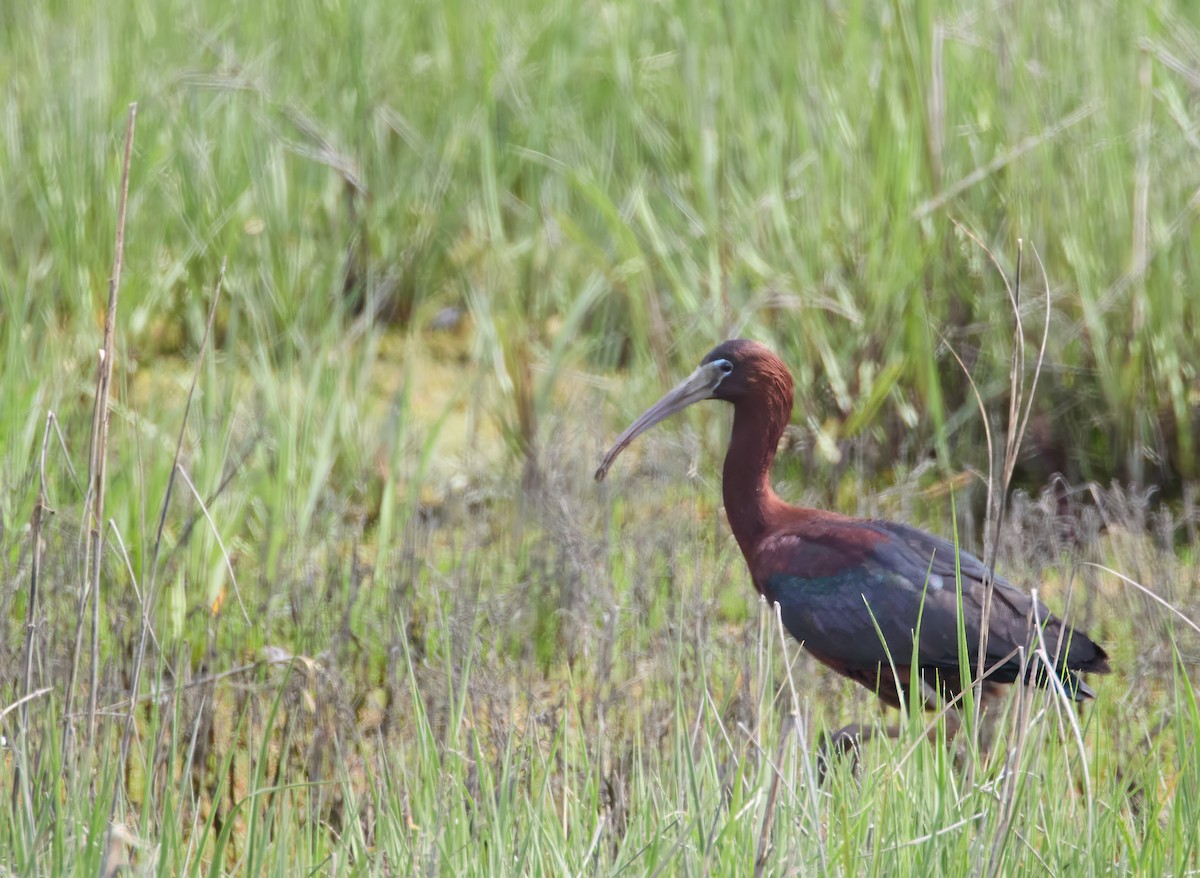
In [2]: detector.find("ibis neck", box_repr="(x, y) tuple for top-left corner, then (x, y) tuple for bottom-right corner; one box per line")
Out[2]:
(722, 402), (789, 561)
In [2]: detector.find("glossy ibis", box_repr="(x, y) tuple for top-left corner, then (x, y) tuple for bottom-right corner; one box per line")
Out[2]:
(596, 340), (1109, 752)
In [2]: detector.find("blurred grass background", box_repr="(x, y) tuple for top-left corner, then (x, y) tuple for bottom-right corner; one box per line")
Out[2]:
(4, 0), (1199, 495)
(2, 0), (1200, 873)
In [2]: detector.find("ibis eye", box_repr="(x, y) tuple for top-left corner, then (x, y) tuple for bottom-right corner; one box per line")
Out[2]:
(717, 359), (733, 375)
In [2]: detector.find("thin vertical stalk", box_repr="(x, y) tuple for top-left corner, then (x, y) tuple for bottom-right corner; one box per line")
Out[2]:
(87, 101), (138, 744)
(61, 102), (137, 760)
(22, 414), (56, 725)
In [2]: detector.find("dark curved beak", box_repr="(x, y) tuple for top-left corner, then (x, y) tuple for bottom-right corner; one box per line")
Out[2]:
(595, 361), (726, 482)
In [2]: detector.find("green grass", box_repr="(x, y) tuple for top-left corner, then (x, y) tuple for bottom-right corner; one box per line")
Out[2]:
(2, 0), (1200, 873)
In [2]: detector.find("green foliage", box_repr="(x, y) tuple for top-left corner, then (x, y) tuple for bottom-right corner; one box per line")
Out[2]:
(2, 0), (1200, 873)
(2, 0), (1199, 487)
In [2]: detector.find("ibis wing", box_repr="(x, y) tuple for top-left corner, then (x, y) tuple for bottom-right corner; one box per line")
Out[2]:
(757, 519), (1106, 695)
(867, 520), (1107, 676)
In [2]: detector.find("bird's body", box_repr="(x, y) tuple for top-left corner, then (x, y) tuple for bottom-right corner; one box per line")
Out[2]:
(597, 339), (1109, 710)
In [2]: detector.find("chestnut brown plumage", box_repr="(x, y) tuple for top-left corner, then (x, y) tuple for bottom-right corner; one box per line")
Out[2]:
(597, 340), (1110, 712)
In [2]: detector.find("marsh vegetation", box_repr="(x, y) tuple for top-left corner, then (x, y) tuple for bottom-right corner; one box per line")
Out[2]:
(2, 0), (1200, 873)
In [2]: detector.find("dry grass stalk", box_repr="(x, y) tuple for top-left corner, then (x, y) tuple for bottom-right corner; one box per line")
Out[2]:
(87, 102), (139, 742)
(61, 101), (137, 761)
(936, 230), (1058, 805)
(22, 414), (57, 723)
(912, 102), (1099, 220)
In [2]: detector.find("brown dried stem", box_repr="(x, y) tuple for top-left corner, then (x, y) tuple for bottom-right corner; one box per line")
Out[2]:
(62, 102), (137, 760)
(23, 414), (56, 726)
